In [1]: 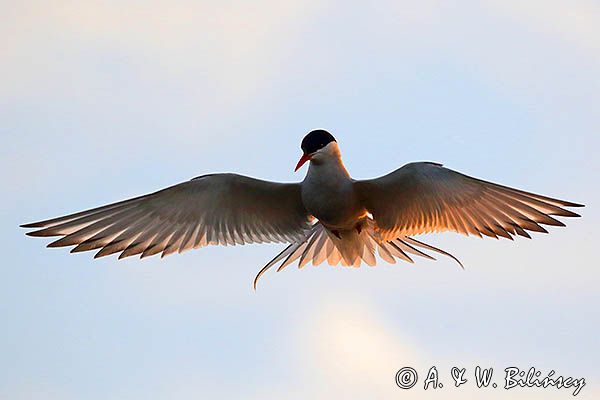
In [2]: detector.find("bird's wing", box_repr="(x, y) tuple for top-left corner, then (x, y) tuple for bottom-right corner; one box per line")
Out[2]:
(354, 162), (583, 240)
(22, 173), (312, 259)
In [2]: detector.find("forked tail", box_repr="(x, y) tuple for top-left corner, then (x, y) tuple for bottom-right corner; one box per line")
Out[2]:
(253, 219), (463, 289)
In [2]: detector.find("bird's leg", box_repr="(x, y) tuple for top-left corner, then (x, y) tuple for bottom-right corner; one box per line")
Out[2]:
(355, 222), (362, 234)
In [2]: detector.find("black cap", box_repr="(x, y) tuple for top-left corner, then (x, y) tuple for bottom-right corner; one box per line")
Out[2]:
(301, 129), (336, 154)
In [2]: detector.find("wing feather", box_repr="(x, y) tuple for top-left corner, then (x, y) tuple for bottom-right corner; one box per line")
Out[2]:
(355, 162), (582, 240)
(23, 173), (312, 259)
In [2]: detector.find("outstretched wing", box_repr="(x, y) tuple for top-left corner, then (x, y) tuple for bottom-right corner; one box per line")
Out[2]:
(354, 162), (583, 240)
(22, 173), (312, 259)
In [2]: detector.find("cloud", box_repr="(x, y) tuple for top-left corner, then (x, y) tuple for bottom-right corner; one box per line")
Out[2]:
(1, 0), (324, 102)
(484, 0), (600, 53)
(252, 298), (597, 399)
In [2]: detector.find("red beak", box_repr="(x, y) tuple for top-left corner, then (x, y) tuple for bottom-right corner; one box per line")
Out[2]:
(294, 153), (312, 172)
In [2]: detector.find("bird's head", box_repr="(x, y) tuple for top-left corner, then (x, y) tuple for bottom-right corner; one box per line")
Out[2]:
(295, 129), (338, 171)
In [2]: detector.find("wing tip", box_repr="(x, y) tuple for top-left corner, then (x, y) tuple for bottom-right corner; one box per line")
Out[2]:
(566, 201), (585, 208)
(21, 222), (43, 228)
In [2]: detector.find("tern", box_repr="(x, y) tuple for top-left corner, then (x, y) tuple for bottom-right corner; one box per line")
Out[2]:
(22, 130), (583, 288)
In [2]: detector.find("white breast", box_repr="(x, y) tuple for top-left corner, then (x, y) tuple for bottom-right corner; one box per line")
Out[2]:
(300, 143), (365, 229)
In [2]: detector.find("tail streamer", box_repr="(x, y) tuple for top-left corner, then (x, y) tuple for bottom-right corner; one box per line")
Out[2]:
(253, 218), (462, 289)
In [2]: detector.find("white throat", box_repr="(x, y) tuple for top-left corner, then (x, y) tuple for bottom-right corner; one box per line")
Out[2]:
(305, 141), (351, 181)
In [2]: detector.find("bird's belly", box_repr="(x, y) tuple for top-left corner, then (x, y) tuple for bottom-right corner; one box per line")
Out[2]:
(302, 188), (366, 230)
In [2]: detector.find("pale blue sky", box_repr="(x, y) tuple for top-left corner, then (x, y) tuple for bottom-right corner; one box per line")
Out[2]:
(1, 1), (599, 399)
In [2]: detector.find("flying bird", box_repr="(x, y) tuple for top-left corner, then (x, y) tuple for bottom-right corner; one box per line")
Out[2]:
(22, 130), (583, 288)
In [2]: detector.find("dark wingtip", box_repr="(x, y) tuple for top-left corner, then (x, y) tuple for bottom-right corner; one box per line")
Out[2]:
(21, 222), (43, 228)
